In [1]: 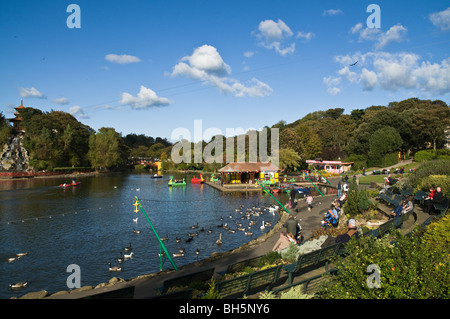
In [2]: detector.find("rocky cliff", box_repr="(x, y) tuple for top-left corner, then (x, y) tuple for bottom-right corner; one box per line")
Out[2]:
(0, 133), (31, 171)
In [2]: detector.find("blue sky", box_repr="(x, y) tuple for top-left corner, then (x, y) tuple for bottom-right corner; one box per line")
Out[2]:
(1, 0), (449, 142)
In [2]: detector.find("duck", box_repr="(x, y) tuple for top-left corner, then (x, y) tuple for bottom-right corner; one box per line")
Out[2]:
(118, 252), (124, 263)
(16, 252), (29, 257)
(124, 252), (134, 259)
(7, 256), (21, 263)
(158, 251), (166, 257)
(179, 248), (185, 253)
(108, 263), (122, 272)
(228, 229), (236, 234)
(133, 218), (138, 223)
(216, 233), (222, 245)
(9, 281), (28, 289)
(160, 234), (169, 241)
(176, 237), (181, 243)
(195, 248), (200, 256)
(191, 223), (199, 229)
(133, 229), (141, 234)
(188, 231), (199, 237)
(124, 243), (133, 252)
(185, 236), (193, 243)
(244, 231), (253, 236)
(208, 227), (213, 234)
(172, 252), (185, 258)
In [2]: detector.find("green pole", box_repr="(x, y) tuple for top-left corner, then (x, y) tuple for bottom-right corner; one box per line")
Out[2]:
(315, 168), (331, 185)
(295, 168), (324, 197)
(134, 196), (178, 271)
(304, 175), (324, 197)
(257, 181), (290, 214)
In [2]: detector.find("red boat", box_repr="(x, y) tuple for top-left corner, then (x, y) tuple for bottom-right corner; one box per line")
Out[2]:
(60, 182), (81, 187)
(191, 174), (204, 184)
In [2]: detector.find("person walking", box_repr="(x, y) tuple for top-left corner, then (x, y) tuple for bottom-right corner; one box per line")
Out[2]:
(337, 181), (342, 197)
(306, 194), (313, 211)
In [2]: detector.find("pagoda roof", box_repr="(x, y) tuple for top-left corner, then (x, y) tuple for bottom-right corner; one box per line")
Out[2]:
(218, 162), (279, 173)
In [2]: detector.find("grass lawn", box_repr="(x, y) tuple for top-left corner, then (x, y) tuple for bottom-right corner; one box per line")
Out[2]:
(358, 174), (411, 184)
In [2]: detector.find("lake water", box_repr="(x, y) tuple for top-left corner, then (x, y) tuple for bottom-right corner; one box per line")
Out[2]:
(0, 172), (284, 298)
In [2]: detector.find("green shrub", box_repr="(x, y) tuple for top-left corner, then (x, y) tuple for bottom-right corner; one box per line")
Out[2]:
(414, 150), (437, 162)
(319, 219), (450, 298)
(417, 175), (450, 198)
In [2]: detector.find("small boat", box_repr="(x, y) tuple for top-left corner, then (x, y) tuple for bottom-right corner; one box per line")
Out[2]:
(151, 174), (163, 179)
(59, 182), (81, 187)
(168, 177), (186, 186)
(191, 174), (204, 184)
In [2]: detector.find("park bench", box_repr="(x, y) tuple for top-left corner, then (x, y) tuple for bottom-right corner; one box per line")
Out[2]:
(215, 265), (282, 299)
(434, 197), (449, 215)
(414, 190), (428, 204)
(160, 267), (215, 294)
(224, 255), (264, 274)
(283, 243), (343, 284)
(401, 187), (414, 196)
(272, 268), (338, 297)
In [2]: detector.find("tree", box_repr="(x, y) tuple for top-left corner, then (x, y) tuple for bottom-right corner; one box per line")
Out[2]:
(278, 148), (301, 170)
(368, 127), (403, 167)
(295, 124), (322, 160)
(413, 103), (450, 150)
(279, 128), (301, 153)
(88, 127), (129, 170)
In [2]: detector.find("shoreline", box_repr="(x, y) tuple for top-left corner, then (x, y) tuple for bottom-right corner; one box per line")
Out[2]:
(17, 206), (290, 299)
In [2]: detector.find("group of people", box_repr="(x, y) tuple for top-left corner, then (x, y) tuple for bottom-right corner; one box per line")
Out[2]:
(423, 186), (445, 214)
(391, 195), (414, 218)
(272, 215), (303, 252)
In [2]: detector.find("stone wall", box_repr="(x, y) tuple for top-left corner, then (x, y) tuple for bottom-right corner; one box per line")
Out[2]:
(0, 133), (31, 171)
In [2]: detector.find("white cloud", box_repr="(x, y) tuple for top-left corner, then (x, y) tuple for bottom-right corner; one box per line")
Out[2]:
(105, 54), (141, 64)
(350, 22), (363, 34)
(243, 51), (255, 58)
(20, 87), (46, 99)
(296, 31), (315, 41)
(255, 19), (296, 56)
(68, 105), (90, 119)
(413, 57), (450, 95)
(120, 85), (171, 109)
(171, 44), (273, 98)
(350, 23), (407, 49)
(323, 75), (341, 95)
(360, 68), (378, 91)
(375, 24), (408, 49)
(323, 9), (343, 16)
(327, 51), (450, 95)
(430, 7), (450, 31)
(52, 97), (69, 105)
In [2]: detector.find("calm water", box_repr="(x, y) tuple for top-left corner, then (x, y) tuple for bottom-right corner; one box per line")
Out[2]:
(0, 172), (283, 298)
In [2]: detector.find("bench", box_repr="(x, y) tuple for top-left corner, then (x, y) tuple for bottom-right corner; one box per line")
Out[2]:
(161, 268), (215, 294)
(215, 265), (282, 299)
(414, 190), (428, 204)
(272, 268), (338, 297)
(401, 187), (414, 197)
(283, 243), (342, 284)
(225, 255), (264, 274)
(433, 197), (449, 215)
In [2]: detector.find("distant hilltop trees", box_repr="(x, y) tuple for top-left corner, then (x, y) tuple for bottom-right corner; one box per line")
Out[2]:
(0, 97), (448, 172)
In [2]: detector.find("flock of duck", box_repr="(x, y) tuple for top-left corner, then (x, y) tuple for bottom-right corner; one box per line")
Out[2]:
(7, 252), (30, 289)
(152, 203), (279, 260)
